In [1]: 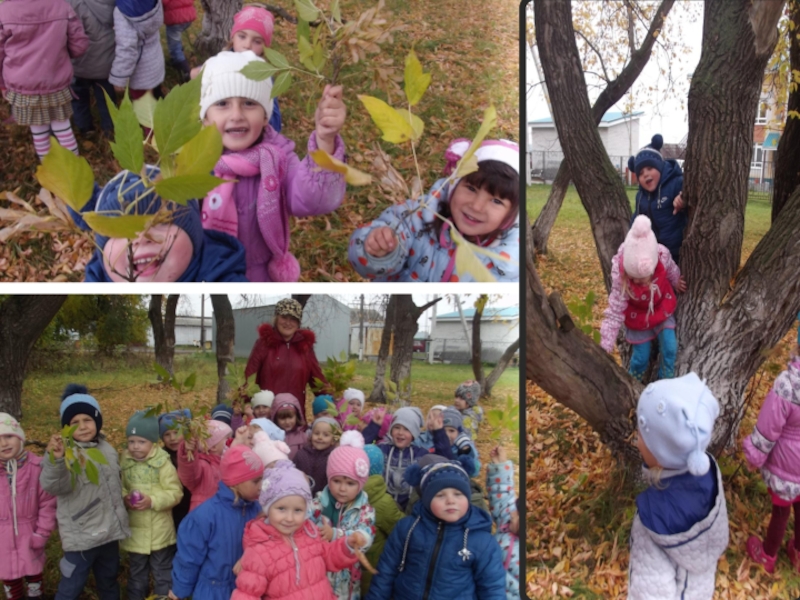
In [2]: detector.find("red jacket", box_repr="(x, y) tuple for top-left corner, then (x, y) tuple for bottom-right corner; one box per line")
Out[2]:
(624, 259), (677, 331)
(162, 0), (196, 25)
(231, 518), (357, 600)
(176, 442), (221, 511)
(245, 324), (330, 419)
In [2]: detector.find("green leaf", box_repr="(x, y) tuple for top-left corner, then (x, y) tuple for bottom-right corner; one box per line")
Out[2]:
(109, 91), (144, 174)
(48, 450), (55, 464)
(271, 71), (293, 99)
(404, 50), (431, 107)
(312, 40), (326, 72)
(154, 174), (226, 204)
(358, 95), (415, 144)
(83, 213), (153, 239)
(64, 446), (75, 463)
(85, 459), (99, 485)
(102, 87), (119, 123)
(586, 290), (596, 306)
(132, 91), (158, 130)
(153, 76), (202, 156)
(297, 18), (311, 43)
(183, 372), (197, 390)
(85, 448), (108, 465)
(331, 0), (342, 23)
(35, 139), (95, 212)
(264, 48), (291, 70)
(154, 362), (171, 381)
(175, 126), (223, 177)
(294, 0), (320, 22)
(298, 35), (317, 72)
(240, 61), (281, 82)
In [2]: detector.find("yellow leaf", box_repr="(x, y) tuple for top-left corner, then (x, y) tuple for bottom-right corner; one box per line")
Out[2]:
(395, 107), (424, 141)
(458, 105), (497, 167)
(452, 229), (496, 282)
(358, 95), (415, 143)
(310, 150), (372, 186)
(83, 213), (153, 239)
(455, 153), (479, 178)
(404, 49), (431, 106)
(35, 139), (95, 212)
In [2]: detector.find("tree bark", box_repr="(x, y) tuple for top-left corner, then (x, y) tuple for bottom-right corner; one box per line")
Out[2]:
(484, 338), (520, 397)
(196, 0), (243, 58)
(470, 296), (488, 394)
(0, 296), (66, 419)
(149, 295), (179, 378)
(368, 296), (395, 404)
(211, 295), (235, 404)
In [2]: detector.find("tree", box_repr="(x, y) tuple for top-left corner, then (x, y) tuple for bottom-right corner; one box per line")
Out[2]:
(470, 296), (520, 398)
(196, 0), (242, 57)
(211, 294), (235, 404)
(57, 296), (149, 355)
(149, 295), (179, 378)
(529, 0), (799, 462)
(0, 295), (66, 418)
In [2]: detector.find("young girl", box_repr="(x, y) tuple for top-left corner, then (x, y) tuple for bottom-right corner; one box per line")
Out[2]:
(176, 419), (232, 510)
(487, 446), (519, 600)
(628, 373), (729, 599)
(170, 445), (264, 600)
(159, 409), (193, 531)
(454, 380), (484, 439)
(349, 138), (520, 282)
(0, 0), (88, 159)
(310, 431), (376, 600)
(199, 50), (346, 282)
(744, 350), (800, 573)
(40, 384), (130, 599)
(0, 414), (57, 600)
(295, 416), (341, 495)
(338, 388), (366, 431)
(108, 0), (164, 99)
(600, 215), (687, 381)
(270, 393), (308, 461)
(121, 411), (183, 600)
(364, 458), (506, 600)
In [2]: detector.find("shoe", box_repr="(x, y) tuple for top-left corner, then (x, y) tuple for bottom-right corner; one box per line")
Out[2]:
(176, 59), (191, 83)
(747, 535), (777, 573)
(788, 537), (800, 573)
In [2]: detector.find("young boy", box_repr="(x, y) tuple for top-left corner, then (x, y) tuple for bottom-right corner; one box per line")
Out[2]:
(159, 409), (192, 531)
(454, 381), (484, 440)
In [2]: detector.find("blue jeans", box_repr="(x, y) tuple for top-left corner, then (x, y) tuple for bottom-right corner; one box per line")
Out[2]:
(55, 540), (120, 600)
(166, 22), (191, 64)
(71, 78), (115, 134)
(629, 327), (677, 381)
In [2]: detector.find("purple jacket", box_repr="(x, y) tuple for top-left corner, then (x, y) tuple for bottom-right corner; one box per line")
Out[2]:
(293, 442), (334, 495)
(0, 0), (89, 94)
(743, 357), (800, 501)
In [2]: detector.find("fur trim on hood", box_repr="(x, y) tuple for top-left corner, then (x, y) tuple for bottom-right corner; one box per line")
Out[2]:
(257, 323), (316, 352)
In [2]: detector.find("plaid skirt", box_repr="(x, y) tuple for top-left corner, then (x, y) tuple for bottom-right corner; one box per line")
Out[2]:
(6, 87), (74, 126)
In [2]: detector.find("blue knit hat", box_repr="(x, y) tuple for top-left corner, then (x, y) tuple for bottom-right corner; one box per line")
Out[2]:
(628, 134), (665, 176)
(404, 456), (474, 511)
(60, 384), (102, 432)
(363, 443), (385, 476)
(158, 408), (191, 438)
(211, 404), (232, 425)
(312, 395), (335, 416)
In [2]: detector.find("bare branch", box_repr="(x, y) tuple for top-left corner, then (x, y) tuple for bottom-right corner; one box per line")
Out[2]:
(575, 29), (611, 82)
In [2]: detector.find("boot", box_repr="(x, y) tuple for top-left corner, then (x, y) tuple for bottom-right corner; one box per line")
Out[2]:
(176, 59), (191, 83)
(788, 537), (800, 573)
(747, 535), (777, 573)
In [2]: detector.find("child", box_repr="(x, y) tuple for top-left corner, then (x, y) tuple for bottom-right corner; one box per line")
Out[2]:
(108, 0), (164, 99)
(251, 389), (274, 419)
(159, 409), (193, 530)
(744, 349), (800, 573)
(600, 215), (686, 381)
(338, 388), (366, 428)
(199, 50), (347, 282)
(270, 393), (308, 461)
(177, 418), (232, 510)
(349, 138), (520, 282)
(250, 417), (286, 442)
(310, 431), (375, 600)
(211, 403), (233, 425)
(162, 0), (196, 81)
(0, 0), (88, 159)
(0, 414), (57, 600)
(313, 394), (336, 419)
(231, 461), (368, 600)
(251, 431), (291, 470)
(414, 405), (448, 451)
(628, 134), (686, 264)
(438, 407), (480, 475)
(487, 446), (519, 600)
(360, 444), (404, 597)
(170, 445), (264, 600)
(121, 411), (183, 600)
(40, 384), (130, 599)
(454, 380), (484, 439)
(365, 458), (506, 600)
(628, 373), (729, 599)
(295, 416), (341, 495)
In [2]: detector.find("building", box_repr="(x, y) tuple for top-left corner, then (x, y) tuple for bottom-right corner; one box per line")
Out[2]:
(430, 307), (519, 364)
(147, 315), (212, 348)
(750, 79), (785, 190)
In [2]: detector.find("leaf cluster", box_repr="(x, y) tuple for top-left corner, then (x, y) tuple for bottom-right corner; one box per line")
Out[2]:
(568, 291), (601, 344)
(49, 424), (109, 488)
(313, 350), (357, 398)
(485, 395), (519, 446)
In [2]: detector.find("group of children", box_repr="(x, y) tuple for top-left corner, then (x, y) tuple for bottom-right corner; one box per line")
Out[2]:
(0, 379), (519, 600)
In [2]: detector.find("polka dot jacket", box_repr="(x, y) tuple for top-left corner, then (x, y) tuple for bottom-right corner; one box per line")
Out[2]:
(486, 460), (519, 600)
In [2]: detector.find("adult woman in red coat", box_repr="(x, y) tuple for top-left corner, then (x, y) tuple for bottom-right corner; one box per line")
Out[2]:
(245, 299), (330, 420)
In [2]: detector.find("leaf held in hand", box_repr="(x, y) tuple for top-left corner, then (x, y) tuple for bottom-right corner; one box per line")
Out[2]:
(452, 229), (497, 282)
(358, 95), (415, 143)
(35, 139), (95, 212)
(240, 61), (281, 82)
(132, 91), (158, 129)
(85, 448), (108, 465)
(153, 76), (202, 156)
(83, 213), (153, 239)
(154, 174), (226, 204)
(457, 105), (498, 168)
(175, 125), (223, 177)
(455, 153), (479, 178)
(85, 460), (100, 485)
(395, 108), (424, 141)
(264, 48), (291, 70)
(404, 50), (431, 107)
(109, 90), (144, 173)
(310, 150), (372, 185)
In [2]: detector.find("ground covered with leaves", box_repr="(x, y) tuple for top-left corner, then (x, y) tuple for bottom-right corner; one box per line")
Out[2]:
(0, 0), (518, 282)
(526, 186), (800, 598)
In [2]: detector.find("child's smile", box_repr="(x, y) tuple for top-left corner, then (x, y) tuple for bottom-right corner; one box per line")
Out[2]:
(103, 224), (192, 282)
(203, 97), (268, 152)
(449, 182), (511, 238)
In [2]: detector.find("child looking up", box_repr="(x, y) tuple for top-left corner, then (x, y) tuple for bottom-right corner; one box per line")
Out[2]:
(121, 411), (183, 600)
(295, 416), (341, 495)
(108, 0), (164, 99)
(177, 419), (232, 510)
(0, 414), (57, 600)
(270, 393), (307, 461)
(627, 374), (728, 600)
(600, 215), (686, 381)
(199, 50), (347, 282)
(487, 446), (519, 600)
(349, 139), (520, 282)
(40, 384), (130, 600)
(158, 409), (193, 531)
(454, 380), (483, 439)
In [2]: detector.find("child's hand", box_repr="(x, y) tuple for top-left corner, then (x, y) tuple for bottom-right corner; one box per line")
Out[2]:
(315, 84), (345, 154)
(114, 85), (125, 94)
(183, 437), (196, 453)
(46, 434), (64, 459)
(232, 399), (242, 416)
(244, 404), (254, 418)
(232, 425), (251, 447)
(365, 227), (398, 258)
(347, 531), (367, 550)
(321, 521), (334, 542)
(490, 445), (507, 463)
(168, 591), (180, 600)
(673, 192), (685, 215)
(372, 407), (386, 426)
(133, 494), (152, 510)
(675, 275), (687, 293)
(233, 558), (243, 575)
(427, 412), (443, 431)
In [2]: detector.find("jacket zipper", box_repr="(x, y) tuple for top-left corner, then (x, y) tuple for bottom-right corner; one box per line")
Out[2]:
(422, 522), (444, 600)
(289, 536), (301, 584)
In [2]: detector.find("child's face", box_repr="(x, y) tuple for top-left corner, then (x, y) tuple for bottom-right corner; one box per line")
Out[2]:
(638, 166), (661, 192)
(232, 29), (267, 56)
(235, 474), (264, 502)
(0, 434), (22, 460)
(253, 405), (271, 419)
(162, 429), (182, 452)
(635, 430), (660, 469)
(449, 181), (512, 238)
(267, 495), (307, 536)
(311, 422), (334, 450)
(390, 424), (412, 449)
(127, 436), (154, 461)
(209, 439), (227, 456)
(348, 399), (362, 417)
(70, 414), (97, 443)
(444, 426), (459, 444)
(329, 475), (360, 504)
(277, 412), (297, 432)
(103, 224), (193, 282)
(203, 97), (268, 152)
(430, 487), (469, 523)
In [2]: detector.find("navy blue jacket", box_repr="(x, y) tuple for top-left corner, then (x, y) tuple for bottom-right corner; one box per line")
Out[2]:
(631, 159), (686, 263)
(365, 501), (506, 600)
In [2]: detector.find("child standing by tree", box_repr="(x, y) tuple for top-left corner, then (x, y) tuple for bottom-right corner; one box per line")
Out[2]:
(40, 384), (130, 600)
(108, 0), (164, 99)
(121, 411), (183, 600)
(0, 414), (57, 600)
(453, 380), (484, 439)
(600, 215), (687, 381)
(487, 446), (519, 600)
(177, 418), (232, 510)
(270, 393), (308, 461)
(159, 409), (192, 531)
(628, 373), (729, 599)
(744, 349), (800, 573)
(0, 0), (88, 159)
(295, 416), (341, 495)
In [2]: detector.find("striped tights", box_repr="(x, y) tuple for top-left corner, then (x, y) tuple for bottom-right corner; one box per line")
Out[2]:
(30, 119), (78, 159)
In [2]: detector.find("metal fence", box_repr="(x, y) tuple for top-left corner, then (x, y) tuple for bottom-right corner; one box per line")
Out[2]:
(526, 150), (633, 185)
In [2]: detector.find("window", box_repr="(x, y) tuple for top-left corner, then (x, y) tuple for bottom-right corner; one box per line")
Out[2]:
(751, 144), (763, 166)
(755, 102), (768, 125)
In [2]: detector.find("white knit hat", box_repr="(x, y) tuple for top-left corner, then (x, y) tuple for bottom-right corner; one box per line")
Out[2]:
(200, 50), (273, 121)
(251, 390), (275, 409)
(0, 413), (24, 443)
(623, 216), (659, 279)
(342, 388), (365, 409)
(637, 373), (719, 476)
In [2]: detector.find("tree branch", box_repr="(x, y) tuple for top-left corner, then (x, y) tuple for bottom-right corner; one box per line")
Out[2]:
(575, 29), (611, 82)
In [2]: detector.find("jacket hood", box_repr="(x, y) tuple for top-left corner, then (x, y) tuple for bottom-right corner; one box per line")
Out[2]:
(775, 358), (800, 405)
(116, 0), (157, 19)
(121, 445), (170, 470)
(411, 496), (493, 533)
(271, 393), (305, 426)
(257, 323), (316, 351)
(117, 1), (162, 36)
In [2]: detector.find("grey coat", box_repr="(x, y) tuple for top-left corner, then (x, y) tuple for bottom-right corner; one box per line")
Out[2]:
(108, 1), (164, 89)
(39, 437), (130, 552)
(67, 0), (116, 80)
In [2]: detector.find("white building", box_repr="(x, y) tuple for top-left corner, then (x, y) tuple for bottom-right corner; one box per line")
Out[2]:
(430, 307), (519, 364)
(147, 315), (212, 348)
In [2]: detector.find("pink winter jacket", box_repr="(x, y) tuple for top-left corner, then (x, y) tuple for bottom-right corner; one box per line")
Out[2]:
(162, 0), (196, 26)
(231, 518), (358, 600)
(0, 0), (89, 94)
(0, 453), (57, 581)
(176, 441), (222, 511)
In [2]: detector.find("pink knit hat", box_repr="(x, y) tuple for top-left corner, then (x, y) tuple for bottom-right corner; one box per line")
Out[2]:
(221, 445), (264, 487)
(252, 431), (291, 467)
(231, 7), (274, 47)
(206, 420), (232, 450)
(623, 216), (659, 279)
(326, 430), (370, 491)
(443, 138), (520, 176)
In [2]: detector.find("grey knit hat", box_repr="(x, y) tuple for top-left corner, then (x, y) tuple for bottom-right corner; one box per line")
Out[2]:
(455, 381), (481, 407)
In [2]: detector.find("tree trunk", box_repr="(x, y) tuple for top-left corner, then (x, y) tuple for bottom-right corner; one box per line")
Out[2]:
(196, 0), (242, 58)
(211, 295), (235, 404)
(0, 296), (66, 419)
(484, 338), (520, 397)
(149, 295), (179, 378)
(470, 296), (488, 393)
(368, 296), (395, 404)
(531, 164), (570, 255)
(292, 295), (312, 310)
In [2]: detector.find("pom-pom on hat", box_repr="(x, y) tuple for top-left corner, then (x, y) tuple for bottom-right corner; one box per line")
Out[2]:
(390, 407), (424, 441)
(0, 413), (25, 444)
(628, 134), (665, 176)
(442, 407), (463, 431)
(623, 216), (659, 279)
(455, 380), (481, 407)
(363, 443), (385, 477)
(443, 139), (520, 175)
(312, 394), (335, 416)
(200, 50), (273, 122)
(251, 390), (275, 409)
(159, 408), (191, 439)
(211, 404), (233, 425)
(258, 460), (312, 514)
(231, 6), (275, 48)
(252, 431), (291, 467)
(206, 420), (232, 450)
(343, 388), (366, 409)
(60, 384), (103, 432)
(274, 298), (303, 321)
(251, 418), (285, 441)
(221, 445), (264, 487)
(326, 430), (370, 491)
(404, 456), (473, 512)
(636, 372), (719, 476)
(126, 411), (159, 443)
